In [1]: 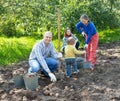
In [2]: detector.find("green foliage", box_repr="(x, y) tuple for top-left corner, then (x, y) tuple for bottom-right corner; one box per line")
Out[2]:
(88, 0), (119, 29)
(0, 0), (120, 38)
(52, 39), (62, 51)
(0, 37), (36, 65)
(99, 29), (120, 44)
(75, 28), (120, 47)
(1, 17), (16, 37)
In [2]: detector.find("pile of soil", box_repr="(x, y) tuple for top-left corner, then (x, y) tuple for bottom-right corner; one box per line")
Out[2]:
(0, 42), (120, 101)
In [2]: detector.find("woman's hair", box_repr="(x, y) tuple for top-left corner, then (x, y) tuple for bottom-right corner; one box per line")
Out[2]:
(80, 14), (90, 21)
(64, 27), (71, 37)
(67, 37), (75, 45)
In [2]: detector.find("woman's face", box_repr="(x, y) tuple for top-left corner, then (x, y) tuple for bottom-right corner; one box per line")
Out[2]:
(81, 18), (88, 25)
(66, 30), (71, 35)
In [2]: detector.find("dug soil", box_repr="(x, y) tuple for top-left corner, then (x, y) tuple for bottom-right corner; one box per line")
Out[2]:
(0, 42), (120, 101)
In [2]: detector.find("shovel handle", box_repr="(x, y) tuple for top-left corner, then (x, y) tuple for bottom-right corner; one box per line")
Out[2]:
(85, 47), (87, 61)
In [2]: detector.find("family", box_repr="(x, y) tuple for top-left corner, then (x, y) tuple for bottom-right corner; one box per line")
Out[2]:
(28, 14), (99, 82)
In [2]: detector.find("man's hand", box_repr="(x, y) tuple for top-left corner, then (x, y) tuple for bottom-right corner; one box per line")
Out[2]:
(48, 73), (57, 82)
(84, 44), (88, 49)
(57, 52), (62, 58)
(82, 31), (86, 37)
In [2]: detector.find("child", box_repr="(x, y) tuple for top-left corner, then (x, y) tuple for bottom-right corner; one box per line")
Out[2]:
(64, 37), (83, 78)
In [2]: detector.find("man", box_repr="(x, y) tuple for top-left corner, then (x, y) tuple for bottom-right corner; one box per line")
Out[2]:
(28, 31), (62, 82)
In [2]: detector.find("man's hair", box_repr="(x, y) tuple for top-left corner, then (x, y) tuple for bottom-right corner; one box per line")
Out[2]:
(43, 31), (52, 37)
(67, 37), (75, 45)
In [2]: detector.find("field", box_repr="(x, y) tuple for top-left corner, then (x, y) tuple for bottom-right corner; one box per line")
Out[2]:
(0, 42), (120, 101)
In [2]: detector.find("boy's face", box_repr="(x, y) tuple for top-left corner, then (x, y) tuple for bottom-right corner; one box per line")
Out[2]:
(43, 32), (52, 45)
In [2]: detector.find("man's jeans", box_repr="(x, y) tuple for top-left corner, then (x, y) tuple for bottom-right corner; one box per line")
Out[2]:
(28, 58), (58, 76)
(65, 58), (78, 77)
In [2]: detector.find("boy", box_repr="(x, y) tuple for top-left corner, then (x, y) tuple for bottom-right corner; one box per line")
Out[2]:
(65, 37), (83, 78)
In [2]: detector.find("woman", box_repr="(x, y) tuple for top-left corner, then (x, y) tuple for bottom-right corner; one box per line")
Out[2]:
(62, 27), (80, 52)
(76, 14), (99, 70)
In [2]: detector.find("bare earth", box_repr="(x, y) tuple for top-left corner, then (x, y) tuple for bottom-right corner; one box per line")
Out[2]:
(0, 42), (120, 101)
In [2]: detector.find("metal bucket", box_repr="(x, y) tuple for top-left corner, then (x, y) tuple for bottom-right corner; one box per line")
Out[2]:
(76, 57), (91, 69)
(12, 68), (26, 87)
(77, 61), (84, 69)
(76, 57), (85, 69)
(83, 61), (92, 68)
(55, 72), (65, 80)
(23, 73), (38, 90)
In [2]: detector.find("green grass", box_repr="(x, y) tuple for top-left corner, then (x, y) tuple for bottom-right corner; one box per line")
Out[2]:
(0, 37), (62, 66)
(0, 37), (36, 66)
(52, 39), (62, 51)
(0, 28), (120, 66)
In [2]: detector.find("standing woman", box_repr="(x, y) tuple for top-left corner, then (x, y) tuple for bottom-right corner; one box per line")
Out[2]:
(76, 14), (99, 70)
(62, 27), (80, 52)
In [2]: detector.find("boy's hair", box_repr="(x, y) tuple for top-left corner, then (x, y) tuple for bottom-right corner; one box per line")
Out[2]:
(67, 37), (75, 45)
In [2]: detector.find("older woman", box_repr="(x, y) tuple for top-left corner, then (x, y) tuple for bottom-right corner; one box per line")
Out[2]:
(76, 14), (99, 70)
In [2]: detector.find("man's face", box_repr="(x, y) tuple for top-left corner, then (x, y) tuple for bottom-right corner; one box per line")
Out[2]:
(43, 32), (52, 45)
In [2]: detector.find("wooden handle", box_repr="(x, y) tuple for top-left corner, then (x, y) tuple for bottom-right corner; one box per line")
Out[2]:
(58, 8), (60, 52)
